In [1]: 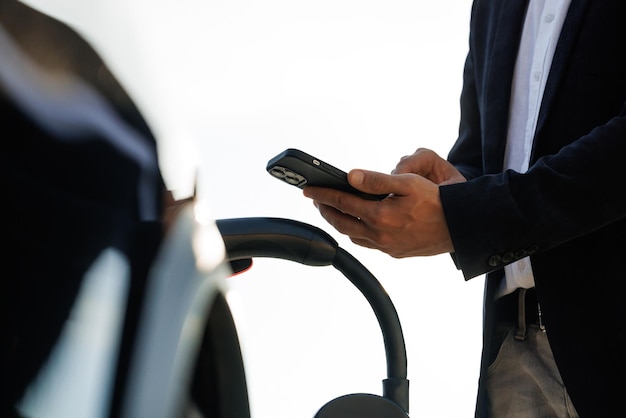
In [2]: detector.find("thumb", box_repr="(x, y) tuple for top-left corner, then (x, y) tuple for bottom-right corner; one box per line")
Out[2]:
(350, 169), (433, 197)
(348, 169), (395, 195)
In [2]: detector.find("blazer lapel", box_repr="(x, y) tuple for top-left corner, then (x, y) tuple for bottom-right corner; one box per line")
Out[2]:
(482, 0), (529, 173)
(534, 0), (591, 141)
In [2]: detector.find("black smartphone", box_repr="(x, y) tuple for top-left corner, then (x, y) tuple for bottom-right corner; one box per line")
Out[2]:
(266, 148), (388, 201)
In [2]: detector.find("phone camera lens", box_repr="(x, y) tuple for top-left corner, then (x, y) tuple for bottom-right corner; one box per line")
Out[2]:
(285, 175), (300, 185)
(270, 167), (286, 178)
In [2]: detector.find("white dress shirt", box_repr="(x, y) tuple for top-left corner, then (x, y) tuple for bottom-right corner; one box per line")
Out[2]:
(497, 0), (572, 298)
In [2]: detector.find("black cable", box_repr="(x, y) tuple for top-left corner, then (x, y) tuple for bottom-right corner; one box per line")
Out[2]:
(216, 217), (409, 413)
(332, 247), (409, 413)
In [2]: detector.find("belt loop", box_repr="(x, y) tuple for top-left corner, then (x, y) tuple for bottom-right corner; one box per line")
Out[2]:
(514, 288), (527, 341)
(538, 301), (546, 332)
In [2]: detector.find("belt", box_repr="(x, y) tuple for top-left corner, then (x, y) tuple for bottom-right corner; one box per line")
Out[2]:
(494, 287), (546, 341)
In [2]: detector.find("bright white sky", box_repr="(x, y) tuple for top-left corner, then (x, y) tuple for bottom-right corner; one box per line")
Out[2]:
(23, 0), (484, 416)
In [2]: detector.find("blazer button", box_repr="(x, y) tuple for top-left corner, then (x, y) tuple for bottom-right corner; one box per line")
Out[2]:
(488, 255), (501, 267)
(526, 245), (539, 255)
(514, 249), (527, 259)
(502, 252), (515, 263)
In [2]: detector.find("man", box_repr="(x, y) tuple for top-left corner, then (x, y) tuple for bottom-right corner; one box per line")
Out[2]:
(303, 0), (626, 416)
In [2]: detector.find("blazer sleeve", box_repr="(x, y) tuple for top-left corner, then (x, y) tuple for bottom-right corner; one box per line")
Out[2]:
(446, 50), (485, 181)
(440, 106), (626, 279)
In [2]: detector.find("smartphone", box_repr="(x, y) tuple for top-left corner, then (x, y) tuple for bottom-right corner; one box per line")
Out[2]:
(266, 148), (388, 200)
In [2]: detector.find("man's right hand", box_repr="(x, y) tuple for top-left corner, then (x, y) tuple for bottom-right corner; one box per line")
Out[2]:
(393, 148), (466, 186)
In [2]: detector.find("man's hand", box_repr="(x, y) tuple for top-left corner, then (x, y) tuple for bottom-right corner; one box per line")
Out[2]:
(303, 168), (455, 257)
(394, 148), (467, 185)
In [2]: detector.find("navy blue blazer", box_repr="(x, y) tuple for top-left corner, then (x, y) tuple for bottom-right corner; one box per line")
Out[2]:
(439, 0), (626, 416)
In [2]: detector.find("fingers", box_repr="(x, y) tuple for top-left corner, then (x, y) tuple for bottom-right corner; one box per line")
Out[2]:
(312, 200), (372, 240)
(305, 170), (424, 219)
(393, 148), (467, 185)
(393, 148), (439, 175)
(304, 171), (426, 238)
(304, 184), (374, 224)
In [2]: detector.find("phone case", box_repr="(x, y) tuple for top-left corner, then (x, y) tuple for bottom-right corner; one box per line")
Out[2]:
(266, 148), (387, 200)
